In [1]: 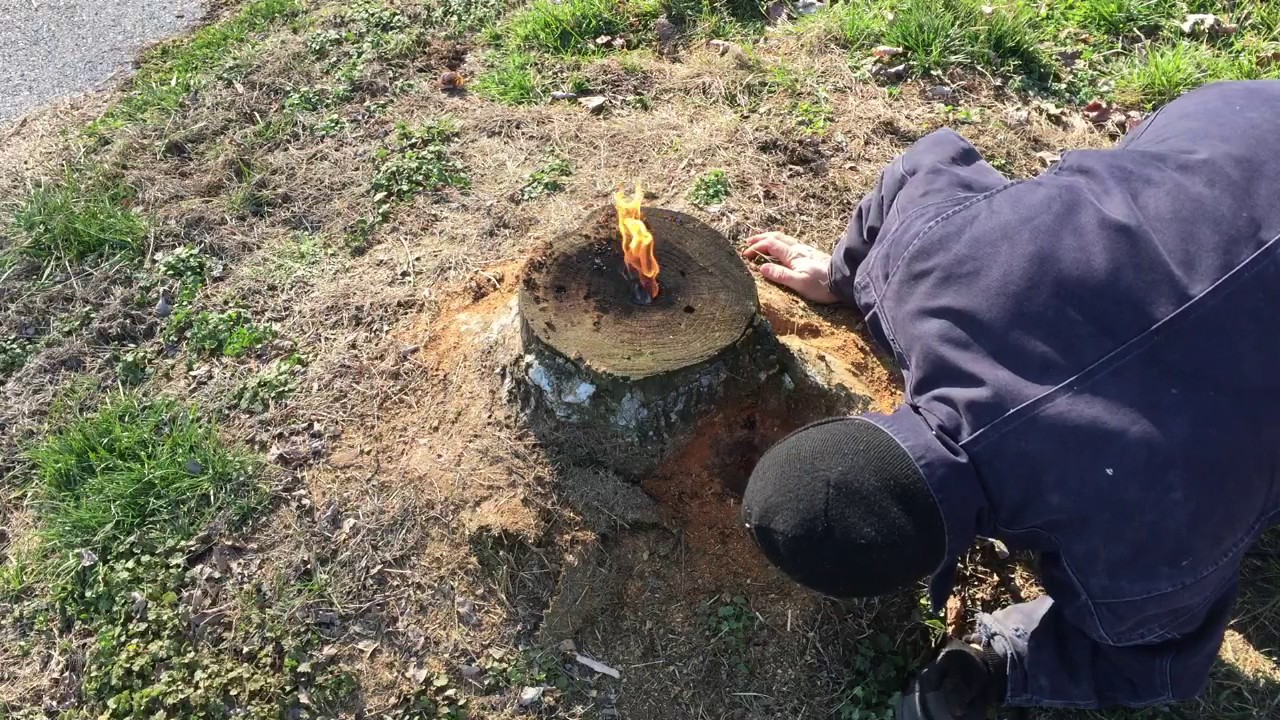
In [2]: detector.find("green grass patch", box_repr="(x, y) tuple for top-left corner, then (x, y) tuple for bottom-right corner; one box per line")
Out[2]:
(500, 0), (648, 56)
(12, 172), (150, 263)
(23, 395), (261, 596)
(519, 157), (574, 201)
(688, 168), (731, 206)
(880, 0), (1051, 80)
(371, 120), (470, 213)
(475, 50), (550, 104)
(92, 0), (302, 130)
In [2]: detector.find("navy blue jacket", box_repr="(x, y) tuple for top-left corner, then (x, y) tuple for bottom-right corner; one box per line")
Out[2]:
(830, 81), (1280, 709)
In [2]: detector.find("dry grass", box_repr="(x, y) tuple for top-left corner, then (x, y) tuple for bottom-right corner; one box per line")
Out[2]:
(0, 2), (1274, 718)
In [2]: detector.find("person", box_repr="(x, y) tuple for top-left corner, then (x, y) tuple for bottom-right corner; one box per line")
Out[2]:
(738, 79), (1280, 719)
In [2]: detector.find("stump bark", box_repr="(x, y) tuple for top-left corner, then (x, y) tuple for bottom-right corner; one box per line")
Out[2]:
(515, 206), (779, 475)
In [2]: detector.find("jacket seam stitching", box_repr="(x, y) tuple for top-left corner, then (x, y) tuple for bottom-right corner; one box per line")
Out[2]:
(962, 229), (1280, 449)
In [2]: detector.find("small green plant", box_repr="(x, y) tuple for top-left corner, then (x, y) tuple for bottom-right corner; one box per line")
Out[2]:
(428, 0), (509, 33)
(706, 593), (755, 674)
(157, 245), (210, 288)
(313, 113), (348, 137)
(371, 120), (470, 213)
(519, 157), (573, 201)
(0, 336), (35, 380)
(233, 354), (306, 413)
(688, 169), (731, 207)
(835, 634), (912, 720)
(167, 308), (274, 357)
(13, 173), (150, 262)
(115, 347), (152, 386)
(793, 96), (833, 134)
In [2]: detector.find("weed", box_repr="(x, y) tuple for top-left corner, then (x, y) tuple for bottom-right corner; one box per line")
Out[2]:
(12, 172), (149, 263)
(25, 394), (262, 595)
(706, 593), (755, 673)
(798, 0), (888, 47)
(1061, 0), (1177, 43)
(429, 0), (509, 33)
(313, 113), (349, 138)
(519, 157), (574, 201)
(474, 50), (547, 104)
(0, 336), (35, 380)
(371, 120), (470, 213)
(835, 634), (912, 720)
(688, 169), (731, 206)
(114, 347), (153, 386)
(94, 0), (301, 128)
(167, 307), (274, 357)
(233, 354), (307, 413)
(793, 95), (834, 134)
(157, 245), (210, 288)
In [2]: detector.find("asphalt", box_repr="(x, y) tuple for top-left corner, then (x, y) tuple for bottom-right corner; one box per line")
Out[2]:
(0, 0), (204, 124)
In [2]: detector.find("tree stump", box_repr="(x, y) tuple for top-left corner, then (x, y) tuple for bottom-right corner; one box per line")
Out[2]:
(515, 205), (779, 476)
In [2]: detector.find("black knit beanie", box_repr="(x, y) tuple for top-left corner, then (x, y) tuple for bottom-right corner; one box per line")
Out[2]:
(741, 417), (946, 598)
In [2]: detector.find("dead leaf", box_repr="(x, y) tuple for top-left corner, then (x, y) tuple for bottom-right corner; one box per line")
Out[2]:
(595, 35), (613, 46)
(871, 63), (907, 83)
(355, 639), (379, 658)
(980, 5), (994, 15)
(765, 1), (787, 24)
(574, 653), (621, 679)
(925, 85), (953, 100)
(1004, 108), (1030, 127)
(550, 91), (578, 101)
(1056, 49), (1081, 68)
(945, 595), (964, 635)
(439, 71), (466, 91)
(79, 549), (98, 568)
(1125, 111), (1146, 133)
(872, 45), (903, 59)
(1082, 99), (1112, 126)
(578, 96), (607, 115)
(408, 665), (429, 685)
(1181, 13), (1236, 36)
(1258, 50), (1280, 69)
(1034, 150), (1061, 166)
(708, 39), (734, 56)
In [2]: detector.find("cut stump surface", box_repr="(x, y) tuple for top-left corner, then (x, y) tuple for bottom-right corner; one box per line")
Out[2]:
(519, 206), (758, 380)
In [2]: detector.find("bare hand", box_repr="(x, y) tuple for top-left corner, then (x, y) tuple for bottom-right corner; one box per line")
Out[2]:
(741, 232), (839, 304)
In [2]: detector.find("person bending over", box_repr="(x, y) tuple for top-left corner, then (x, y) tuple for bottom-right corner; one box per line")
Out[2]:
(740, 80), (1280, 719)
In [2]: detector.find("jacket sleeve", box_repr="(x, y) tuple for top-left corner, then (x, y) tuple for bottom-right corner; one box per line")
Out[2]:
(828, 128), (1009, 305)
(976, 584), (1236, 708)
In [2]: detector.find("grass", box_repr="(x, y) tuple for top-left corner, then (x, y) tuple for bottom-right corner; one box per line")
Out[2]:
(499, 0), (650, 56)
(12, 172), (149, 263)
(474, 50), (549, 104)
(22, 394), (261, 597)
(92, 0), (302, 129)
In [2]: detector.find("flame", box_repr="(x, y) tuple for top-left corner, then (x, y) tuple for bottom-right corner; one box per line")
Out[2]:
(614, 184), (660, 301)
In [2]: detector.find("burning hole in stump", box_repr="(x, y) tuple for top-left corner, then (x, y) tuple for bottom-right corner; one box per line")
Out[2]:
(516, 203), (778, 476)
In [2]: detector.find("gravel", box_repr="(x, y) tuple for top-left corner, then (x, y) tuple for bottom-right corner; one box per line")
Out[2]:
(0, 0), (204, 123)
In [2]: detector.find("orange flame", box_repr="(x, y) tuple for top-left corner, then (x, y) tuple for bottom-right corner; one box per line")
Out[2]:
(614, 183), (660, 301)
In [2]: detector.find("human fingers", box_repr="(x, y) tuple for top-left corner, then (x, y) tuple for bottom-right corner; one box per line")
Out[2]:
(742, 237), (798, 265)
(758, 262), (809, 291)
